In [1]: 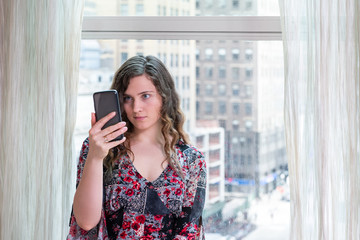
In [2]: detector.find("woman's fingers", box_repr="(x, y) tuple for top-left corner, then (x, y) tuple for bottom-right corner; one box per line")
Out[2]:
(90, 112), (97, 127)
(106, 136), (127, 149)
(100, 121), (126, 137)
(92, 111), (116, 130)
(103, 125), (128, 142)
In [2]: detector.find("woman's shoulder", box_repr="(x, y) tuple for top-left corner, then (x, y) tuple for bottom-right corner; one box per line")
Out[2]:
(176, 140), (204, 165)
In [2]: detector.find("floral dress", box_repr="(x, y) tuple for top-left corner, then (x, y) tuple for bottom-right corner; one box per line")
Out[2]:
(67, 138), (207, 240)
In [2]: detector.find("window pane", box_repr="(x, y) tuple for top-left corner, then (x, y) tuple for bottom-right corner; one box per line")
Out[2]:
(84, 0), (280, 16)
(75, 39), (288, 239)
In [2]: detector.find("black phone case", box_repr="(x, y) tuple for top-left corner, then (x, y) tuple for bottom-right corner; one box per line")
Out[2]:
(93, 90), (124, 141)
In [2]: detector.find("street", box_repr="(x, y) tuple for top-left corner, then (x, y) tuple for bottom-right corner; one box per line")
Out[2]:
(243, 190), (290, 240)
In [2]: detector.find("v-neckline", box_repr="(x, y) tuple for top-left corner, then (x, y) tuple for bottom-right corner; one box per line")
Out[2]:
(124, 153), (170, 184)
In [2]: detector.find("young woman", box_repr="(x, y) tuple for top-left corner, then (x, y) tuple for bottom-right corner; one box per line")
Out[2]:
(67, 55), (207, 239)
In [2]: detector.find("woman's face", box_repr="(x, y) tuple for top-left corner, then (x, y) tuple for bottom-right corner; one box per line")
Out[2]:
(123, 74), (163, 133)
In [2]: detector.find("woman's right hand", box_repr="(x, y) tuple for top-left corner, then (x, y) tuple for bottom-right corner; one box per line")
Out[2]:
(87, 111), (127, 161)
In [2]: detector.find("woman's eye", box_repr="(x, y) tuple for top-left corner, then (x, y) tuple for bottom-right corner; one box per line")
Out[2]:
(124, 96), (132, 102)
(143, 94), (150, 99)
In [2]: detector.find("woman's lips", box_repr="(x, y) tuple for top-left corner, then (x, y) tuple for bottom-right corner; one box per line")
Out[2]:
(134, 116), (146, 120)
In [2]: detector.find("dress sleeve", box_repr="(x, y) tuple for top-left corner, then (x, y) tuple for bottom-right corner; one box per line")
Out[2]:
(66, 138), (109, 240)
(173, 149), (207, 240)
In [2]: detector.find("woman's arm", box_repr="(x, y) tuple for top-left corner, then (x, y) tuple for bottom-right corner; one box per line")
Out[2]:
(174, 149), (207, 239)
(72, 112), (127, 231)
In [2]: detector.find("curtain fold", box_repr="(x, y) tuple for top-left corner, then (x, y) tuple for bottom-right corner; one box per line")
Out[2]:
(279, 0), (360, 239)
(0, 0), (84, 239)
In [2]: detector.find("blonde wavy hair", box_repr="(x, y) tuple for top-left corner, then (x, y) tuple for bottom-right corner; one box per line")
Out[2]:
(103, 55), (189, 179)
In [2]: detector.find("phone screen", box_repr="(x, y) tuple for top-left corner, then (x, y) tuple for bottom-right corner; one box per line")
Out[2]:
(93, 90), (123, 141)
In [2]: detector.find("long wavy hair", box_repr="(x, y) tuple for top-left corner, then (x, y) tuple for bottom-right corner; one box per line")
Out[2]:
(103, 55), (189, 179)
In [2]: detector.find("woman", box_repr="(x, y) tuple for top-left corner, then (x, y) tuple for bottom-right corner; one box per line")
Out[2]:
(67, 55), (207, 239)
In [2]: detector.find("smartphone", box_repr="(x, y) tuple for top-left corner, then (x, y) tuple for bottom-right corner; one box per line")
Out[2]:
(93, 90), (124, 141)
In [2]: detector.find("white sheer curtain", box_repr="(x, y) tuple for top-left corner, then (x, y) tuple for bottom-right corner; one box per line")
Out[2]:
(0, 0), (84, 239)
(279, 0), (360, 239)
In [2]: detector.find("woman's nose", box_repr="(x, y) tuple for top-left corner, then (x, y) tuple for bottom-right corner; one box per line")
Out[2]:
(132, 99), (143, 112)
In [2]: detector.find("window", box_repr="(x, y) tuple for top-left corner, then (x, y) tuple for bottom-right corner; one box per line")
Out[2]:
(135, 4), (144, 16)
(232, 84), (240, 96)
(233, 0), (240, 8)
(121, 52), (128, 64)
(218, 0), (226, 9)
(205, 102), (213, 115)
(205, 66), (213, 79)
(218, 48), (226, 61)
(218, 84), (226, 96)
(219, 101), (226, 114)
(219, 119), (226, 129)
(205, 48), (213, 60)
(232, 103), (240, 115)
(219, 66), (226, 78)
(120, 4), (128, 16)
(245, 1), (253, 11)
(232, 48), (240, 60)
(80, 2), (286, 238)
(196, 66), (200, 78)
(246, 68), (253, 79)
(245, 85), (253, 97)
(232, 67), (240, 80)
(245, 120), (253, 130)
(245, 103), (252, 115)
(205, 84), (214, 96)
(245, 49), (253, 61)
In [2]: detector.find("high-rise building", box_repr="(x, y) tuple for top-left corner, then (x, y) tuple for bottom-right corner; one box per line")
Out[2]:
(195, 0), (287, 197)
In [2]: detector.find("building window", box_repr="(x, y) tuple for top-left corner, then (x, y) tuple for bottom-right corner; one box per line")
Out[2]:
(245, 85), (253, 97)
(245, 1), (253, 11)
(218, 84), (226, 96)
(196, 101), (200, 114)
(120, 4), (128, 16)
(248, 155), (252, 165)
(121, 52), (128, 64)
(218, 48), (226, 61)
(219, 66), (226, 78)
(219, 120), (226, 129)
(136, 4), (144, 15)
(232, 84), (240, 96)
(205, 84), (214, 96)
(219, 0), (226, 8)
(232, 67), (240, 80)
(175, 76), (179, 89)
(232, 103), (240, 115)
(232, 120), (240, 130)
(245, 120), (253, 130)
(232, 48), (240, 60)
(205, 66), (213, 79)
(246, 68), (253, 79)
(233, 0), (240, 8)
(196, 83), (200, 95)
(240, 155), (246, 165)
(219, 101), (226, 114)
(245, 49), (253, 61)
(196, 66), (200, 78)
(205, 48), (213, 60)
(205, 102), (213, 115)
(245, 103), (252, 115)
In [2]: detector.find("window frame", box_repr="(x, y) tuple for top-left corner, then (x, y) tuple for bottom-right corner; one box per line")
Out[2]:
(82, 16), (281, 40)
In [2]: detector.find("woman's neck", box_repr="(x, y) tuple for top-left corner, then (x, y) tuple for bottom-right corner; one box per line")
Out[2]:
(130, 126), (165, 147)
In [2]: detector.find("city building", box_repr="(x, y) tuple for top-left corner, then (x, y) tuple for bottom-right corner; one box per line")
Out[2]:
(195, 0), (287, 197)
